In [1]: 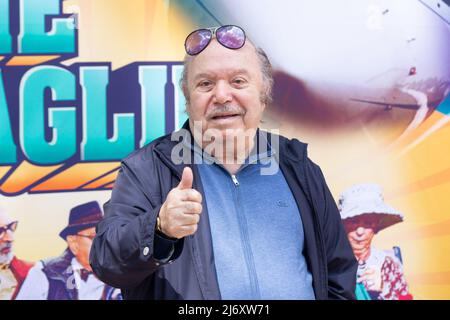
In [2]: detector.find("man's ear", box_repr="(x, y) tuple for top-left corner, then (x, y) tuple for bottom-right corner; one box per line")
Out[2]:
(182, 82), (190, 107)
(66, 235), (79, 255)
(185, 97), (192, 115)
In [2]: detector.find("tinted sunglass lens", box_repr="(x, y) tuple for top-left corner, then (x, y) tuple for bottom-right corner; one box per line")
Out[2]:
(216, 25), (245, 50)
(10, 221), (18, 232)
(185, 29), (212, 55)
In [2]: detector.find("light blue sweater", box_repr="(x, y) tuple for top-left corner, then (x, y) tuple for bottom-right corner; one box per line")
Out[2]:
(194, 138), (315, 300)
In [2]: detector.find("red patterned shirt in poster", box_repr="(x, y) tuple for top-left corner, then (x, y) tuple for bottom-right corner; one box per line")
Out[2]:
(357, 247), (413, 300)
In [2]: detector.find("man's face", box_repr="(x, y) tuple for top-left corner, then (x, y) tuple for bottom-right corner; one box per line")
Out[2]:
(344, 219), (377, 256)
(0, 211), (15, 264)
(67, 227), (96, 271)
(186, 39), (266, 137)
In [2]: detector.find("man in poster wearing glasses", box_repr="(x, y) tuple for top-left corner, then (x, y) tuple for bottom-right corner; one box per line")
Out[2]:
(90, 25), (357, 300)
(16, 201), (120, 300)
(0, 207), (34, 300)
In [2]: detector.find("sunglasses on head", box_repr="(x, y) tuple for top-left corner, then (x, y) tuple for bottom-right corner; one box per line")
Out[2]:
(0, 221), (18, 239)
(184, 25), (246, 56)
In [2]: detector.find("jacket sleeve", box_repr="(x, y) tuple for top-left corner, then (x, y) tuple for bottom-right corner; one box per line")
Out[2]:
(307, 159), (358, 300)
(89, 159), (183, 289)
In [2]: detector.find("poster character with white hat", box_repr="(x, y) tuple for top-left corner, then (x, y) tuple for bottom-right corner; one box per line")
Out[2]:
(339, 184), (413, 300)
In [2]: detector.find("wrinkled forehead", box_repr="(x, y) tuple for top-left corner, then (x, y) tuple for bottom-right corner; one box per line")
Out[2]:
(188, 39), (261, 78)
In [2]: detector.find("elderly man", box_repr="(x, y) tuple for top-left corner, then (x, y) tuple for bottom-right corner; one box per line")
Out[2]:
(339, 183), (413, 300)
(0, 207), (34, 300)
(16, 201), (120, 300)
(90, 25), (357, 300)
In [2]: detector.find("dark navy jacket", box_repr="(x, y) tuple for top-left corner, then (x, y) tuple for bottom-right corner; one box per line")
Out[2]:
(90, 122), (357, 300)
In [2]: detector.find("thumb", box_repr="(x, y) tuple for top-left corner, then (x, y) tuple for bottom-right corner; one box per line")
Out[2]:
(178, 167), (193, 190)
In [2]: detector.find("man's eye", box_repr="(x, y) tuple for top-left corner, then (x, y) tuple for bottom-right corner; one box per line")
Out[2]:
(199, 81), (212, 87)
(232, 78), (249, 87)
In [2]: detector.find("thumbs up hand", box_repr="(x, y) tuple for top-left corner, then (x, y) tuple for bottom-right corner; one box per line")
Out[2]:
(157, 167), (203, 239)
(177, 165), (194, 190)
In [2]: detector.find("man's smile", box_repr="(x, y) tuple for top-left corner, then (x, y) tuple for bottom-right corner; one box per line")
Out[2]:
(210, 113), (242, 122)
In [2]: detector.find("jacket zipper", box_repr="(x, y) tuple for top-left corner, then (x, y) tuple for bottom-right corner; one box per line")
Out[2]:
(231, 174), (239, 186)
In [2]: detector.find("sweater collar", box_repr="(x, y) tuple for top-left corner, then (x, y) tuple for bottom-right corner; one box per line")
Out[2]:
(154, 119), (307, 178)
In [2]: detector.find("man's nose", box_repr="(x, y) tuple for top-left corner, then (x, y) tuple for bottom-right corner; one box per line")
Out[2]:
(356, 227), (365, 236)
(212, 81), (232, 104)
(3, 229), (15, 242)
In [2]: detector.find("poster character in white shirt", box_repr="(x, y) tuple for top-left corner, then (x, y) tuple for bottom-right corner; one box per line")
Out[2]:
(16, 201), (121, 300)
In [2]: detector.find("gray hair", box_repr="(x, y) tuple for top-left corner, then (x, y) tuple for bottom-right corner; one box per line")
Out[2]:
(180, 39), (274, 106)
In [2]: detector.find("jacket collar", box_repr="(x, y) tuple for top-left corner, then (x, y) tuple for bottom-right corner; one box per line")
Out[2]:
(154, 119), (308, 177)
(9, 256), (29, 280)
